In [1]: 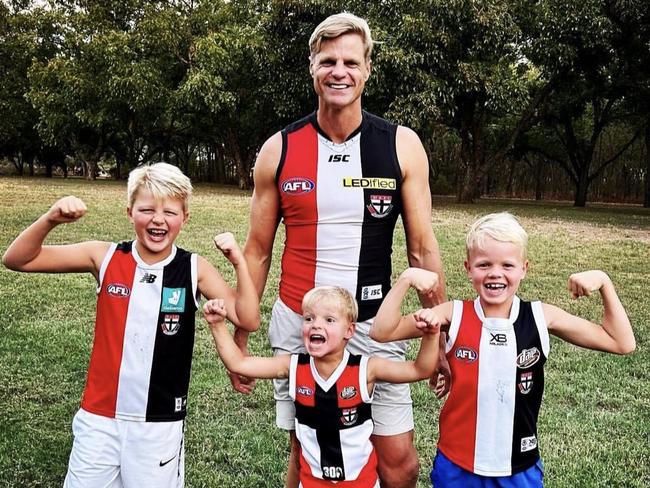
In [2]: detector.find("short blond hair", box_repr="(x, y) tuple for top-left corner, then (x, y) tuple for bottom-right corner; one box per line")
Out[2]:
(309, 12), (373, 63)
(302, 286), (358, 323)
(127, 162), (192, 211)
(466, 212), (528, 259)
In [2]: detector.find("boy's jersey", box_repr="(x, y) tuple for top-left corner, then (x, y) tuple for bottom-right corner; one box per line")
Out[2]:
(290, 350), (378, 487)
(438, 297), (550, 476)
(276, 111), (403, 322)
(81, 241), (199, 422)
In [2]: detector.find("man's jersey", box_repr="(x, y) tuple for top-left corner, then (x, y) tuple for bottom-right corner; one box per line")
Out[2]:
(276, 112), (402, 321)
(290, 351), (378, 487)
(438, 297), (550, 476)
(81, 241), (199, 422)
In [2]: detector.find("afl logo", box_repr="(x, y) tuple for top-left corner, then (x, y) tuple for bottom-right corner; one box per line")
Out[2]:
(281, 177), (315, 195)
(297, 386), (313, 397)
(455, 346), (478, 363)
(106, 283), (130, 297)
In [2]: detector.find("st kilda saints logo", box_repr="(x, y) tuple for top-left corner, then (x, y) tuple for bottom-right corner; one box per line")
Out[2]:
(161, 314), (181, 336)
(367, 194), (393, 219)
(340, 407), (358, 426)
(518, 372), (533, 394)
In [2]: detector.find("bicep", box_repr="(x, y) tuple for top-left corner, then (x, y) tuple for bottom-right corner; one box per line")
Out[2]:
(544, 303), (617, 352)
(16, 241), (109, 276)
(368, 356), (418, 384)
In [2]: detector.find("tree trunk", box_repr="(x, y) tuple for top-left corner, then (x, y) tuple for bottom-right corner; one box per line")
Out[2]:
(644, 123), (650, 208)
(573, 165), (590, 207)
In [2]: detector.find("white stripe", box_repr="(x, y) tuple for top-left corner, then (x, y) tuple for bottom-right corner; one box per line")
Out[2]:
(340, 420), (374, 479)
(314, 134), (363, 296)
(115, 265), (162, 420)
(474, 318), (517, 476)
(531, 301), (550, 358)
(191, 253), (199, 307)
(446, 300), (464, 353)
(359, 356), (372, 402)
(289, 354), (299, 401)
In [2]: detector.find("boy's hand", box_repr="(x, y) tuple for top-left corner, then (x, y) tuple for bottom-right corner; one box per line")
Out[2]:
(203, 298), (227, 326)
(402, 268), (439, 301)
(214, 232), (243, 266)
(47, 196), (87, 225)
(568, 270), (609, 299)
(413, 308), (442, 334)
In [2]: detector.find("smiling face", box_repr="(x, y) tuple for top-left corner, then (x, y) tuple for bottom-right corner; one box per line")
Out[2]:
(465, 236), (529, 317)
(128, 188), (188, 264)
(302, 297), (355, 358)
(310, 33), (370, 112)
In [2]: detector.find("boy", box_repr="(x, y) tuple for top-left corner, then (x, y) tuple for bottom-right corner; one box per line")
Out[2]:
(371, 212), (635, 487)
(2, 162), (260, 487)
(203, 276), (441, 488)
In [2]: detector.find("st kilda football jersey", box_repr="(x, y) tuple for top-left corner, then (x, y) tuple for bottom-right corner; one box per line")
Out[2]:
(81, 241), (199, 422)
(276, 112), (402, 321)
(438, 297), (550, 476)
(290, 350), (378, 487)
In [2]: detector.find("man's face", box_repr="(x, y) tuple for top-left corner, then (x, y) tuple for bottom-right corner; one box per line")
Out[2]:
(310, 33), (370, 111)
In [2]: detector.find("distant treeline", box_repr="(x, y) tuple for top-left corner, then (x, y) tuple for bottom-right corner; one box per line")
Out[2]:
(1, 0), (648, 206)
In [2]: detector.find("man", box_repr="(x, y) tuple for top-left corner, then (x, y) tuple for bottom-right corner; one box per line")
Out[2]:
(237, 13), (447, 488)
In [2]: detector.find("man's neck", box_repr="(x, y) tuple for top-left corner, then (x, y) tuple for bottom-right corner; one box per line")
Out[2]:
(316, 104), (363, 144)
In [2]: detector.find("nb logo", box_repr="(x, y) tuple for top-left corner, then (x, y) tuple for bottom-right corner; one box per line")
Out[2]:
(140, 273), (157, 283)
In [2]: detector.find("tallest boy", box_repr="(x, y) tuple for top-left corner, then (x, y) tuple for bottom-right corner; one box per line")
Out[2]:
(239, 13), (446, 487)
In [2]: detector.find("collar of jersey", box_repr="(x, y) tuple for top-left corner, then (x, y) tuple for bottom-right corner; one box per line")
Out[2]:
(473, 296), (520, 331)
(309, 349), (350, 392)
(131, 240), (178, 269)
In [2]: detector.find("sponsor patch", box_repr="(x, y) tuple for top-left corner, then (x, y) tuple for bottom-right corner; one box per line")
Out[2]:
(328, 154), (350, 163)
(367, 194), (393, 218)
(106, 283), (130, 298)
(340, 386), (357, 400)
(140, 272), (157, 283)
(455, 346), (478, 363)
(281, 177), (315, 195)
(174, 396), (187, 413)
(161, 314), (181, 336)
(161, 288), (185, 312)
(361, 285), (382, 301)
(518, 371), (533, 394)
(489, 332), (508, 346)
(297, 386), (313, 397)
(342, 177), (396, 190)
(340, 407), (358, 426)
(516, 347), (541, 369)
(520, 435), (537, 452)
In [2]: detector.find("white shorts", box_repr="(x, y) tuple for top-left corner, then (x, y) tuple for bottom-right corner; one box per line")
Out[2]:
(269, 298), (414, 436)
(64, 408), (184, 488)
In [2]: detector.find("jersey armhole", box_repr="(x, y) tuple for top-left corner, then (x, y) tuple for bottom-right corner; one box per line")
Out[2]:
(274, 130), (288, 185)
(96, 243), (117, 293)
(531, 301), (550, 358)
(359, 356), (373, 403)
(191, 253), (199, 308)
(288, 354), (299, 401)
(446, 300), (464, 353)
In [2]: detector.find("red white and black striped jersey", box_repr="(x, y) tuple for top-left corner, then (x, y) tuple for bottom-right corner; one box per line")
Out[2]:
(290, 351), (378, 487)
(276, 112), (402, 321)
(81, 241), (199, 422)
(438, 297), (550, 476)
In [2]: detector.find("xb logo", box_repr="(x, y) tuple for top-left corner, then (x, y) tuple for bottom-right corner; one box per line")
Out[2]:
(490, 333), (508, 345)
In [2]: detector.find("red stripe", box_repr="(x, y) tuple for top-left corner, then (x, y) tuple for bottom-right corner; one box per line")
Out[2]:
(337, 364), (361, 408)
(295, 361), (316, 407)
(278, 124), (319, 314)
(299, 447), (378, 487)
(438, 300), (482, 472)
(81, 250), (135, 417)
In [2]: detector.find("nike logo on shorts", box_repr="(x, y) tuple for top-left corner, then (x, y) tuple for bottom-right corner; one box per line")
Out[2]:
(159, 455), (176, 467)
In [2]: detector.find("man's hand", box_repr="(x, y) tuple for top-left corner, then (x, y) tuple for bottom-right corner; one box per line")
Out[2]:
(214, 232), (243, 266)
(47, 196), (87, 225)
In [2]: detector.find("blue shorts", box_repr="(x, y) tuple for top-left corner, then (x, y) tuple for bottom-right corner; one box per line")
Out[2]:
(430, 451), (544, 488)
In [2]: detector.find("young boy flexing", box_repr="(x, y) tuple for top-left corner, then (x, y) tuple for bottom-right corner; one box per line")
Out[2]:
(2, 162), (260, 487)
(372, 212), (635, 487)
(203, 276), (440, 488)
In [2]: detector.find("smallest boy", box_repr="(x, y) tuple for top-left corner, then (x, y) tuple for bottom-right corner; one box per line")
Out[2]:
(3, 162), (260, 488)
(372, 212), (635, 488)
(203, 278), (440, 488)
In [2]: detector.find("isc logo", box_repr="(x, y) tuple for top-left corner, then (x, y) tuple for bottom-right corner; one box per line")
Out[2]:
(281, 177), (315, 195)
(106, 283), (130, 297)
(455, 346), (478, 363)
(328, 154), (350, 162)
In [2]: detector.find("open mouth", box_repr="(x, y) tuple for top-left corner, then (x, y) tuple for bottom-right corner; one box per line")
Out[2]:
(309, 334), (326, 345)
(327, 83), (350, 90)
(485, 283), (506, 290)
(147, 228), (168, 240)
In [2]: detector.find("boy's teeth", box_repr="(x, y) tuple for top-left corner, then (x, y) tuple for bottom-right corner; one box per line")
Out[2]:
(486, 283), (506, 289)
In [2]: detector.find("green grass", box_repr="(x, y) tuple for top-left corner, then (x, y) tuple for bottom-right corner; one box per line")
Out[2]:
(0, 177), (648, 487)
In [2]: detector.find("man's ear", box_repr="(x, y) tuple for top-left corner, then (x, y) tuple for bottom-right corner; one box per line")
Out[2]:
(365, 60), (372, 81)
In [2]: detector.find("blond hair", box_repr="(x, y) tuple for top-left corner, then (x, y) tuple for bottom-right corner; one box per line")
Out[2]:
(309, 12), (373, 63)
(127, 162), (192, 211)
(466, 212), (528, 259)
(302, 286), (359, 323)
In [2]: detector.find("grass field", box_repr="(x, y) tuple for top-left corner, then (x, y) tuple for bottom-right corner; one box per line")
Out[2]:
(0, 177), (648, 488)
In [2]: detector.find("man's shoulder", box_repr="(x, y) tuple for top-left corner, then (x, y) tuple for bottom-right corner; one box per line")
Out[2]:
(282, 112), (316, 134)
(362, 110), (397, 132)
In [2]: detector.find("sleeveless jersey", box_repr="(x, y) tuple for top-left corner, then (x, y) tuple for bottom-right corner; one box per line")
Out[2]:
(290, 351), (378, 487)
(438, 297), (550, 476)
(81, 241), (199, 422)
(276, 112), (402, 321)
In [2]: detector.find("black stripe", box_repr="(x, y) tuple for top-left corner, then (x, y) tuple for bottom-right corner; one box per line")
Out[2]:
(511, 301), (545, 472)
